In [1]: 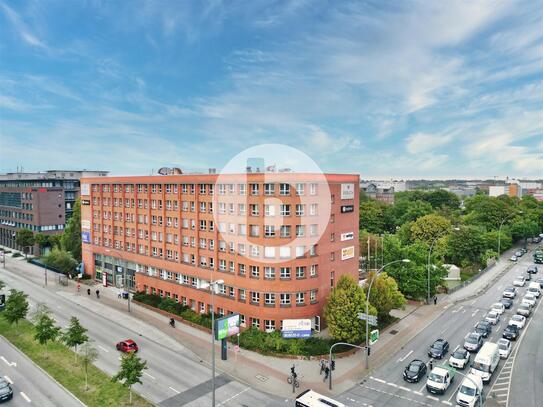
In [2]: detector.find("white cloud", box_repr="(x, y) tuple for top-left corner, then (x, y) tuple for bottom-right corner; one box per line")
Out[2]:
(0, 2), (48, 50)
(406, 132), (452, 154)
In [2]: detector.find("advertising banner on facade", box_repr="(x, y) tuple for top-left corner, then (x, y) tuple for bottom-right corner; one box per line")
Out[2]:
(340, 205), (354, 213)
(215, 314), (240, 340)
(340, 183), (355, 200)
(81, 220), (91, 230)
(81, 231), (91, 244)
(281, 319), (312, 339)
(341, 246), (355, 260)
(341, 232), (354, 241)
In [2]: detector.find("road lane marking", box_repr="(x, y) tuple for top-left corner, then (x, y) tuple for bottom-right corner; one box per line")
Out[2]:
(426, 395), (439, 401)
(20, 392), (31, 402)
(370, 377), (386, 384)
(452, 306), (464, 313)
(4, 375), (13, 384)
(399, 386), (411, 392)
(98, 345), (109, 353)
(471, 309), (479, 317)
(414, 391), (423, 396)
(0, 356), (16, 367)
(418, 382), (426, 392)
(386, 382), (397, 388)
(143, 371), (155, 380)
(169, 386), (180, 393)
(217, 388), (250, 406)
(398, 350), (413, 362)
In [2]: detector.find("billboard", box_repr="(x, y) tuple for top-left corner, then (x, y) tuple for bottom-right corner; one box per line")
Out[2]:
(341, 232), (354, 241)
(340, 183), (355, 200)
(340, 205), (354, 213)
(81, 231), (91, 244)
(341, 246), (355, 260)
(281, 319), (312, 339)
(215, 314), (240, 340)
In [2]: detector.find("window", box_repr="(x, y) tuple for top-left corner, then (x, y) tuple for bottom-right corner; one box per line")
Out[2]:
(279, 183), (290, 195)
(264, 293), (275, 305)
(280, 267), (291, 279)
(280, 225), (291, 238)
(310, 289), (317, 303)
(264, 320), (275, 332)
(310, 203), (318, 216)
(264, 225), (275, 237)
(250, 245), (260, 257)
(228, 184), (235, 194)
(218, 184), (226, 195)
(264, 204), (275, 217)
(331, 271), (335, 287)
(296, 266), (305, 278)
(238, 264), (246, 276)
(239, 289), (246, 301)
(280, 293), (291, 305)
(296, 225), (305, 237)
(219, 259), (226, 271)
(330, 251), (335, 261)
(250, 265), (260, 278)
(238, 203), (246, 215)
(250, 204), (259, 216)
(280, 204), (290, 216)
(249, 225), (259, 237)
(279, 246), (291, 258)
(200, 202), (207, 212)
(295, 183), (304, 195)
(250, 183), (259, 195)
(199, 184), (206, 194)
(240, 314), (246, 326)
(310, 183), (317, 195)
(238, 184), (246, 195)
(237, 243), (245, 255)
(295, 204), (305, 216)
(252, 318), (260, 329)
(264, 183), (275, 195)
(264, 267), (275, 279)
(310, 224), (318, 236)
(264, 246), (275, 258)
(330, 214), (335, 223)
(330, 233), (335, 242)
(296, 292), (305, 305)
(251, 292), (260, 304)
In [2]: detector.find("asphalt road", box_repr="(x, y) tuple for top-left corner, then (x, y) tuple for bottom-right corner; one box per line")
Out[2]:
(337, 247), (542, 407)
(0, 259), (285, 407)
(0, 336), (83, 407)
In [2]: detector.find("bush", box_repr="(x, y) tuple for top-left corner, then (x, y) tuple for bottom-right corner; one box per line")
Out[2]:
(12, 252), (22, 258)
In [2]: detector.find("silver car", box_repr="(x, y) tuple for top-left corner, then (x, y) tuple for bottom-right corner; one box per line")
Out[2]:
(485, 311), (500, 325)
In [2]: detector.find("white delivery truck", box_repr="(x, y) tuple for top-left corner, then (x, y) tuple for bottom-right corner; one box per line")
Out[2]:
(426, 365), (456, 394)
(469, 342), (500, 383)
(456, 374), (483, 407)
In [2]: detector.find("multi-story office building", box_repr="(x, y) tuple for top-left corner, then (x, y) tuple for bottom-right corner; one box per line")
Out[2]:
(80, 172), (359, 332)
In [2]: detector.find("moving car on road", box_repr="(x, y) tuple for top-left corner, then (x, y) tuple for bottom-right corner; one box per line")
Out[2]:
(527, 284), (541, 298)
(499, 298), (513, 309)
(464, 333), (484, 352)
(116, 339), (139, 353)
(485, 311), (500, 325)
(502, 324), (519, 340)
(456, 374), (483, 407)
(508, 314), (526, 329)
(513, 276), (526, 287)
(491, 302), (505, 315)
(535, 277), (543, 289)
(502, 286), (517, 299)
(527, 265), (538, 274)
(522, 294), (537, 307)
(449, 348), (470, 369)
(469, 342), (500, 383)
(474, 321), (491, 338)
(426, 365), (456, 395)
(510, 255), (518, 262)
(0, 376), (13, 403)
(428, 339), (449, 359)
(403, 359), (427, 383)
(515, 250), (523, 257)
(497, 338), (511, 358)
(517, 303), (532, 317)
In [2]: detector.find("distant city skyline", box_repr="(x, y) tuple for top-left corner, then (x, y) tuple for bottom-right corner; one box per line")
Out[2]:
(1, 1), (542, 177)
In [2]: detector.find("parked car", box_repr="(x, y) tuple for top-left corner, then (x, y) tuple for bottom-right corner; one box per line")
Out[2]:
(116, 339), (139, 353)
(513, 276), (526, 287)
(497, 338), (511, 358)
(508, 314), (526, 329)
(491, 302), (506, 315)
(527, 286), (541, 298)
(533, 236), (541, 243)
(428, 339), (450, 359)
(403, 359), (427, 383)
(522, 294), (537, 307)
(449, 348), (470, 369)
(464, 332), (484, 352)
(517, 303), (532, 317)
(503, 286), (517, 299)
(474, 321), (492, 338)
(500, 297), (513, 309)
(485, 311), (500, 325)
(525, 272), (532, 281)
(535, 277), (543, 289)
(520, 248), (528, 255)
(502, 324), (519, 340)
(510, 255), (518, 262)
(0, 376), (13, 403)
(527, 265), (538, 274)
(515, 250), (523, 257)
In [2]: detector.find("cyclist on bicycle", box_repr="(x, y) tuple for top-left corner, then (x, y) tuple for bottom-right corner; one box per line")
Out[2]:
(291, 365), (297, 380)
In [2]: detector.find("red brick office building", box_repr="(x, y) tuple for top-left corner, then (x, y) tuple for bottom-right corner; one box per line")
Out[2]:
(80, 172), (359, 332)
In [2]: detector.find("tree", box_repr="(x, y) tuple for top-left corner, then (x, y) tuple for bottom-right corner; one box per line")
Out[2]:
(463, 195), (511, 230)
(62, 317), (89, 363)
(3, 289), (29, 326)
(397, 200), (434, 224)
(61, 198), (82, 262)
(34, 233), (50, 255)
(366, 272), (406, 323)
(112, 351), (148, 404)
(48, 235), (61, 249)
(43, 247), (78, 276)
(425, 189), (460, 210)
(32, 304), (61, 358)
(15, 229), (35, 258)
(446, 226), (486, 266)
(359, 200), (386, 234)
(79, 341), (99, 391)
(410, 214), (452, 244)
(324, 275), (376, 344)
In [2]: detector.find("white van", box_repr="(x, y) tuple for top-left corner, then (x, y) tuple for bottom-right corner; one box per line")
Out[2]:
(469, 342), (500, 383)
(456, 374), (483, 407)
(527, 282), (541, 297)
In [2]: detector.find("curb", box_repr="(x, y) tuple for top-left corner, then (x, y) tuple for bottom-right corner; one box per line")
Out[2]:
(0, 334), (87, 407)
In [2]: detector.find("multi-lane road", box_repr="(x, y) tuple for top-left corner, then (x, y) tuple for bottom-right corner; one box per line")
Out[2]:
(337, 247), (542, 407)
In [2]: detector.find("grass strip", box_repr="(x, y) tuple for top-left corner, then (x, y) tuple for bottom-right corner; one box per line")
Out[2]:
(0, 317), (152, 407)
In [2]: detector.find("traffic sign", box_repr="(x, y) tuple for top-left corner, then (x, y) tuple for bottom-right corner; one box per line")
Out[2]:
(369, 329), (379, 345)
(357, 312), (378, 326)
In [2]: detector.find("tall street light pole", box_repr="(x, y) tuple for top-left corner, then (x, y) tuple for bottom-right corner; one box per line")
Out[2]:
(105, 249), (131, 312)
(365, 258), (410, 370)
(498, 211), (523, 259)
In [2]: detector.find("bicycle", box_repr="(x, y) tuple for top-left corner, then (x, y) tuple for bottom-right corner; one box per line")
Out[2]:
(287, 374), (300, 388)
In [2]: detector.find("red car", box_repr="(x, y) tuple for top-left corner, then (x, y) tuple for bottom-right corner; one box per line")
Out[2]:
(116, 339), (138, 353)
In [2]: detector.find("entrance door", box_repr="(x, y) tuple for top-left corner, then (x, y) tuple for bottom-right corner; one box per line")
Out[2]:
(313, 316), (321, 332)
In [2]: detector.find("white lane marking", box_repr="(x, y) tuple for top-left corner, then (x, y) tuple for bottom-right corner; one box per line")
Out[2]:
(418, 382), (427, 392)
(452, 306), (464, 313)
(20, 392), (31, 402)
(0, 356), (16, 367)
(386, 382), (398, 388)
(442, 401), (452, 406)
(98, 345), (109, 353)
(414, 391), (423, 396)
(398, 350), (413, 362)
(439, 327), (447, 335)
(169, 386), (180, 393)
(370, 377), (386, 384)
(4, 375), (13, 384)
(426, 395), (439, 401)
(471, 309), (479, 317)
(399, 386), (411, 392)
(143, 371), (156, 380)
(217, 388), (250, 406)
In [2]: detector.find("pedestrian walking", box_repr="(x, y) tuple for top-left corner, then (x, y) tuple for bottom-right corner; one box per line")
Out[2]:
(433, 295), (437, 305)
(77, 283), (81, 292)
(323, 366), (330, 382)
(87, 288), (91, 296)
(319, 359), (325, 375)
(118, 290), (122, 299)
(95, 289), (100, 298)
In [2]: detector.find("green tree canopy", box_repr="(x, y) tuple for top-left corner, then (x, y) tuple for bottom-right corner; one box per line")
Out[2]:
(446, 226), (486, 266)
(15, 229), (35, 257)
(3, 289), (29, 326)
(410, 214), (452, 244)
(112, 352), (148, 405)
(32, 304), (61, 357)
(425, 189), (460, 210)
(61, 198), (82, 262)
(43, 247), (78, 276)
(62, 316), (89, 362)
(366, 271), (406, 322)
(324, 275), (376, 344)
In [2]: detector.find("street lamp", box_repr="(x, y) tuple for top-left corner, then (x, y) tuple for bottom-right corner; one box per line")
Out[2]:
(105, 249), (131, 312)
(365, 258), (410, 369)
(198, 278), (224, 407)
(498, 211), (523, 259)
(427, 227), (460, 304)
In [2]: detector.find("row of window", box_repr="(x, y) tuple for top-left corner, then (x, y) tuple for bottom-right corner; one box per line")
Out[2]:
(0, 223), (64, 232)
(0, 210), (34, 221)
(92, 182), (320, 196)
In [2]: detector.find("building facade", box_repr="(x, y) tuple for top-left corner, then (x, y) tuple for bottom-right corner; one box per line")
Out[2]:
(80, 173), (359, 332)
(360, 182), (395, 204)
(0, 187), (65, 253)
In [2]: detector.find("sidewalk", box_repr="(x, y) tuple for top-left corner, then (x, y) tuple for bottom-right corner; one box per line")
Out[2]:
(0, 242), (533, 398)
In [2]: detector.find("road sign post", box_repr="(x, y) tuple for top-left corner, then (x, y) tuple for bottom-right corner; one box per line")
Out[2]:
(369, 329), (379, 345)
(357, 312), (378, 326)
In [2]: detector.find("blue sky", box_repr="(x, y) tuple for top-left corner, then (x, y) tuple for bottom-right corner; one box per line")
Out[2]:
(1, 0), (542, 178)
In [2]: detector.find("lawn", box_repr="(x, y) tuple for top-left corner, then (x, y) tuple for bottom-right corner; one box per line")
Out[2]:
(0, 318), (152, 407)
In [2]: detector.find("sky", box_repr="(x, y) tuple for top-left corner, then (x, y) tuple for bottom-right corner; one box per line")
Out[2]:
(1, 0), (542, 179)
